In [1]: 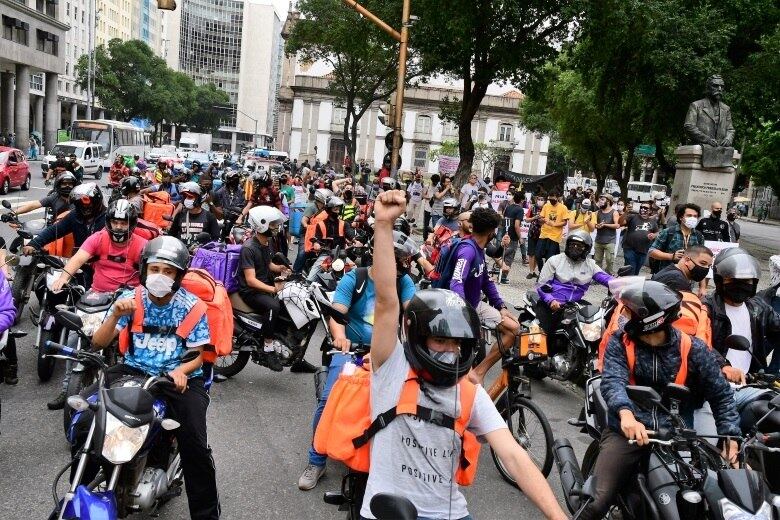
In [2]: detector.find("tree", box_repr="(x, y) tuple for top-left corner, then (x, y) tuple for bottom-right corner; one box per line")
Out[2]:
(189, 83), (231, 133)
(742, 120), (780, 193)
(411, 0), (577, 186)
(286, 0), (412, 170)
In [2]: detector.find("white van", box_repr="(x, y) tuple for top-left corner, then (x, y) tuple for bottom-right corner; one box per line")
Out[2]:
(41, 141), (106, 179)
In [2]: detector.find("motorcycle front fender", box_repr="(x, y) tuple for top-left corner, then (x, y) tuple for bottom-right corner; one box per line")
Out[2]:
(61, 486), (117, 520)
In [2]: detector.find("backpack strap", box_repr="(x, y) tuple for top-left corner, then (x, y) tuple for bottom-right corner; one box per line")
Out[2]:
(622, 332), (692, 386)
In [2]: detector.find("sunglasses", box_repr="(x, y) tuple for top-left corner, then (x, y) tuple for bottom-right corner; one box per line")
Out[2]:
(640, 206), (650, 211)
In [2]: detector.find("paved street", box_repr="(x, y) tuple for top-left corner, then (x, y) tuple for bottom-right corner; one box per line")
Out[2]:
(1, 163), (779, 518)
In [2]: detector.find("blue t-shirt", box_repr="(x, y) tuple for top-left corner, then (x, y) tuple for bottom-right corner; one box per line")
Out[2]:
(114, 287), (210, 377)
(435, 216), (459, 232)
(332, 269), (415, 345)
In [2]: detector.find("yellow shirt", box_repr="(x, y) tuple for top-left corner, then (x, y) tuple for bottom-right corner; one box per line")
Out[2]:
(568, 209), (595, 231)
(539, 202), (568, 242)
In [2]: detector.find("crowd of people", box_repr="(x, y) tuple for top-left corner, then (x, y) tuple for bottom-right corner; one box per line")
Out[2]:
(2, 153), (780, 520)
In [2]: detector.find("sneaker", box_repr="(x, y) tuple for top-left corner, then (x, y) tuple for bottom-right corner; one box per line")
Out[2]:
(3, 363), (18, 385)
(526, 272), (536, 280)
(298, 463), (326, 490)
(262, 350), (284, 372)
(499, 277), (509, 285)
(47, 391), (67, 410)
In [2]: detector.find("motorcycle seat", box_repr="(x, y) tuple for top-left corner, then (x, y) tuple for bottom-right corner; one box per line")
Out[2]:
(586, 377), (609, 434)
(229, 292), (255, 314)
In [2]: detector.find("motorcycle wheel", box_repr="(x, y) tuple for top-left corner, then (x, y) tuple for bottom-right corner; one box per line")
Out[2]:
(214, 349), (250, 378)
(37, 327), (57, 382)
(491, 393), (554, 482)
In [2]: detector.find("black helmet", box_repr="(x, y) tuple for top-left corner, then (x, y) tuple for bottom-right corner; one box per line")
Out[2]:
(618, 280), (681, 335)
(120, 176), (141, 196)
(402, 289), (480, 387)
(54, 171), (79, 197)
(252, 171), (270, 187)
(140, 236), (189, 292)
(712, 247), (761, 302)
(393, 216), (411, 236)
(191, 160), (202, 170)
(565, 230), (593, 261)
(179, 181), (203, 206)
(485, 241), (505, 259)
(70, 183), (104, 220)
(326, 196), (344, 216)
(106, 199), (138, 243)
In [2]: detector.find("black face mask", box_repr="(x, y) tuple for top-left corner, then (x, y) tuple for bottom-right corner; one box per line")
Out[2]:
(687, 262), (710, 282)
(344, 190), (353, 200)
(727, 214), (736, 221)
(711, 210), (722, 219)
(722, 280), (756, 304)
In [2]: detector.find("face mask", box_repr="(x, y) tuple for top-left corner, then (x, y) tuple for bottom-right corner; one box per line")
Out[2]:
(536, 201), (544, 208)
(727, 214), (736, 221)
(616, 204), (625, 211)
(145, 273), (175, 298)
(711, 210), (722, 219)
(684, 216), (699, 229)
(427, 348), (458, 365)
(344, 190), (353, 200)
(183, 199), (195, 209)
(688, 262), (710, 282)
(722, 281), (756, 304)
(548, 198), (557, 205)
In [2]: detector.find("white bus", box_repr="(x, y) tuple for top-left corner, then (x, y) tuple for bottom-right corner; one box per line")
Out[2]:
(627, 181), (667, 204)
(70, 119), (149, 169)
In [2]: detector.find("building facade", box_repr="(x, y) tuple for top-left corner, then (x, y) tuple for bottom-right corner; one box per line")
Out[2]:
(0, 0), (69, 152)
(276, 75), (549, 176)
(165, 0), (286, 152)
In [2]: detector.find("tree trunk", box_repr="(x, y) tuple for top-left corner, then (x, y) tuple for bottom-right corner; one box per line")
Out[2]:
(654, 138), (675, 181)
(454, 80), (489, 188)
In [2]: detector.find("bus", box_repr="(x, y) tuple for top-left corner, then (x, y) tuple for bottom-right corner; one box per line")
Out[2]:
(70, 119), (149, 169)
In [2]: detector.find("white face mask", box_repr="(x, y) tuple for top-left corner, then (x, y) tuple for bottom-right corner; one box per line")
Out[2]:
(684, 216), (699, 229)
(145, 273), (175, 298)
(183, 199), (195, 209)
(616, 204), (625, 211)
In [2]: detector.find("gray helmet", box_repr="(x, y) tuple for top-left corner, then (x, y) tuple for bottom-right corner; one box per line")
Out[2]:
(179, 181), (202, 206)
(713, 247), (761, 280)
(140, 236), (190, 292)
(565, 230), (593, 261)
(314, 188), (333, 205)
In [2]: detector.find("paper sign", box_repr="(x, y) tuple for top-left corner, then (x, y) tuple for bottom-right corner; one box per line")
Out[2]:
(704, 240), (740, 279)
(491, 190), (508, 211)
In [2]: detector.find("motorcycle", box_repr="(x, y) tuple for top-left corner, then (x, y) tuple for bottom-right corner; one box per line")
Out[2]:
(308, 237), (363, 293)
(1, 199), (49, 317)
(48, 310), (185, 520)
(0, 328), (28, 427)
(215, 252), (343, 377)
(63, 288), (123, 434)
(518, 265), (630, 383)
(554, 376), (780, 519)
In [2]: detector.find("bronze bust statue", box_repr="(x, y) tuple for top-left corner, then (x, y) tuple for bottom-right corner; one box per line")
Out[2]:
(683, 75), (735, 168)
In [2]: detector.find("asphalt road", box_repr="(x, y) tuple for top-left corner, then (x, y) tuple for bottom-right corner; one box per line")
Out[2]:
(1, 164), (778, 519)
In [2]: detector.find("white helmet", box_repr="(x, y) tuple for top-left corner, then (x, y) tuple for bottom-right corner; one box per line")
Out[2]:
(247, 206), (286, 234)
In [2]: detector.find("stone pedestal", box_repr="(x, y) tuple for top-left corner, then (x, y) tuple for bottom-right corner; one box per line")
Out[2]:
(670, 145), (739, 213)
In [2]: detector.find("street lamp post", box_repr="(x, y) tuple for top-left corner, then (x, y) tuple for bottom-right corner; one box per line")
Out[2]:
(213, 105), (259, 149)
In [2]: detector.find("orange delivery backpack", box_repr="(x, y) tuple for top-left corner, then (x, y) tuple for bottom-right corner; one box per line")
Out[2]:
(44, 211), (75, 258)
(142, 191), (174, 230)
(179, 268), (234, 364)
(313, 359), (482, 486)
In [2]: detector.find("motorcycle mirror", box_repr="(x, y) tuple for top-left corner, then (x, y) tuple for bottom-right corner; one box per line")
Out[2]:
(626, 385), (663, 409)
(161, 418), (180, 431)
(617, 265), (634, 277)
(770, 394), (780, 410)
(369, 493), (417, 520)
(663, 383), (691, 403)
(67, 395), (90, 412)
(724, 334), (751, 352)
(1, 200), (11, 209)
(53, 308), (84, 331)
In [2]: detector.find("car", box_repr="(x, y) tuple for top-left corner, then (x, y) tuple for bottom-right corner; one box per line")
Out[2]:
(147, 146), (178, 162)
(41, 141), (106, 179)
(0, 147), (31, 194)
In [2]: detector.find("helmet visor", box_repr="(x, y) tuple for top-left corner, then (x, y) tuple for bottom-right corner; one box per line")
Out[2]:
(408, 301), (479, 341)
(715, 253), (761, 280)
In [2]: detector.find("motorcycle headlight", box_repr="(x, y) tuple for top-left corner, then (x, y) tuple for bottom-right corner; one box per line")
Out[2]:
(101, 413), (149, 464)
(720, 498), (772, 520)
(580, 321), (603, 342)
(76, 309), (108, 336)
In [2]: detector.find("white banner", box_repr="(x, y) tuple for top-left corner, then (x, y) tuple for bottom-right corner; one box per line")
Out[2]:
(704, 240), (740, 279)
(438, 156), (459, 175)
(491, 190), (508, 212)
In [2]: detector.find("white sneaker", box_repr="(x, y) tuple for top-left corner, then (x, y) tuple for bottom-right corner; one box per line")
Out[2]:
(298, 463), (326, 490)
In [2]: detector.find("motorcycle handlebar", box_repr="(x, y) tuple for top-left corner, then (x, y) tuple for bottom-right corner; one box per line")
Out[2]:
(45, 341), (77, 357)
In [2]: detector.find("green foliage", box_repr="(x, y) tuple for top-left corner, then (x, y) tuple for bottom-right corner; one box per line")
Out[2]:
(428, 140), (460, 161)
(75, 39), (229, 136)
(742, 120), (780, 193)
(411, 0), (578, 184)
(286, 0), (409, 167)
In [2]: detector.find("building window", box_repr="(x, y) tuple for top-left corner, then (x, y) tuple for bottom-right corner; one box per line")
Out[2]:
(442, 120), (458, 136)
(36, 0), (55, 17)
(414, 146), (428, 169)
(30, 74), (43, 91)
(36, 29), (59, 55)
(2, 16), (30, 45)
(415, 115), (432, 134)
(498, 123), (513, 142)
(332, 107), (347, 126)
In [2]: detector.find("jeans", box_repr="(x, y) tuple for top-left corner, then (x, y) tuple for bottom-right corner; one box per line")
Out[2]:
(293, 235), (308, 273)
(593, 242), (616, 273)
(422, 210), (431, 241)
(309, 354), (351, 466)
(622, 248), (647, 276)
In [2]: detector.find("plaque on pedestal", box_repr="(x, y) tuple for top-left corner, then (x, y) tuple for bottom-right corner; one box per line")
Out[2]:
(670, 145), (739, 212)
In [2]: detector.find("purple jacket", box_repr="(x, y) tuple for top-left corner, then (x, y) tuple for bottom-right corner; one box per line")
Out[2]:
(536, 253), (613, 305)
(0, 277), (16, 333)
(449, 239), (504, 310)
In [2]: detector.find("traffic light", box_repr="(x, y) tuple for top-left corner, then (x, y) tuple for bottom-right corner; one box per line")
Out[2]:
(377, 102), (395, 127)
(157, 0), (177, 10)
